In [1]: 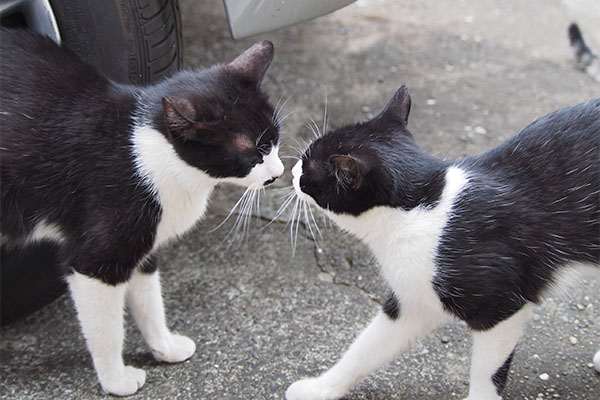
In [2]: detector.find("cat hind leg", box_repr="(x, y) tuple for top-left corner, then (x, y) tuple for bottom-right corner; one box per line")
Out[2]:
(68, 272), (146, 396)
(126, 267), (196, 363)
(464, 304), (534, 400)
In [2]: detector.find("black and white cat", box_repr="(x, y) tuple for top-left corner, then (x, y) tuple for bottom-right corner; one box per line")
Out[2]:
(285, 87), (599, 399)
(0, 29), (283, 396)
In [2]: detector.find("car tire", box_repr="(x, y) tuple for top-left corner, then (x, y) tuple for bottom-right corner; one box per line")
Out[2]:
(0, 0), (183, 326)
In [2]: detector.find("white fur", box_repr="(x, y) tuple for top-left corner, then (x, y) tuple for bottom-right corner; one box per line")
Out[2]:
(223, 144), (284, 188)
(28, 219), (65, 243)
(131, 125), (218, 247)
(68, 272), (146, 396)
(465, 304), (534, 400)
(126, 270), (196, 363)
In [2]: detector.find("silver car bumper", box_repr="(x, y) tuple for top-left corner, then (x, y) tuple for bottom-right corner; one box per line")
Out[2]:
(223, 0), (356, 39)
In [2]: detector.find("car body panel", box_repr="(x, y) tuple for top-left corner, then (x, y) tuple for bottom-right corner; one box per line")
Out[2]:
(223, 0), (355, 39)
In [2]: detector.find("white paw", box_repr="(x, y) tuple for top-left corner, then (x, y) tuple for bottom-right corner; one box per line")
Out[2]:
(99, 365), (146, 396)
(286, 378), (344, 400)
(151, 333), (196, 363)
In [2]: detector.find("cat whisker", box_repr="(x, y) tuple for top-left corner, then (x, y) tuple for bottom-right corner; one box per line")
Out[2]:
(255, 126), (270, 146)
(322, 89), (329, 136)
(263, 189), (297, 230)
(276, 109), (296, 128)
(273, 93), (295, 128)
(209, 187), (252, 233)
(289, 196), (301, 256)
(302, 200), (318, 242)
(306, 200), (323, 239)
(306, 118), (321, 140)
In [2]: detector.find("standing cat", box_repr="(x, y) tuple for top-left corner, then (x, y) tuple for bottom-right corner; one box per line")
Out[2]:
(0, 29), (283, 396)
(285, 87), (599, 400)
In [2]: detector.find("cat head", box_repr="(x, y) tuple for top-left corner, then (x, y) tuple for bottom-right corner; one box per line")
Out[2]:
(292, 86), (445, 218)
(151, 41), (283, 188)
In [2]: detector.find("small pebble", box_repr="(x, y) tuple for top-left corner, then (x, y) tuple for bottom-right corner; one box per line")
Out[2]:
(317, 272), (334, 283)
(569, 336), (578, 345)
(361, 106), (371, 113)
(426, 99), (437, 105)
(576, 303), (585, 310)
(441, 336), (450, 344)
(539, 373), (549, 381)
(474, 126), (487, 135)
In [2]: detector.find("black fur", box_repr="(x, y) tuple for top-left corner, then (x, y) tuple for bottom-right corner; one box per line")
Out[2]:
(0, 28), (279, 285)
(492, 351), (514, 394)
(382, 293), (400, 320)
(434, 99), (600, 330)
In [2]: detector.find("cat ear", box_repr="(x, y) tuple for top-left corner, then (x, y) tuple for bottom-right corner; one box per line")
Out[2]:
(227, 40), (274, 86)
(162, 96), (196, 137)
(378, 85), (412, 125)
(162, 97), (219, 140)
(329, 155), (368, 191)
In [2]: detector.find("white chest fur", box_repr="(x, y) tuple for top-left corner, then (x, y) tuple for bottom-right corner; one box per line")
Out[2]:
(131, 125), (217, 248)
(333, 167), (468, 310)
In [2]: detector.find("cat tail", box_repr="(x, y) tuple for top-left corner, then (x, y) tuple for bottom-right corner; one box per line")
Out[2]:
(568, 23), (600, 82)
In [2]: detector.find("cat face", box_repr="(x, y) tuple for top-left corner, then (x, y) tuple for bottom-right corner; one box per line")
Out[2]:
(292, 87), (439, 216)
(155, 41), (283, 189)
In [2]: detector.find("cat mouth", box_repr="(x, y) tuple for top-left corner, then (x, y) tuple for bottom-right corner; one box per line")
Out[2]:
(263, 177), (276, 186)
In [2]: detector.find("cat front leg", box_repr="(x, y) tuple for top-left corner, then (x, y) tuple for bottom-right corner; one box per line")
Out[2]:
(68, 272), (146, 396)
(126, 263), (196, 363)
(287, 297), (441, 400)
(464, 304), (534, 400)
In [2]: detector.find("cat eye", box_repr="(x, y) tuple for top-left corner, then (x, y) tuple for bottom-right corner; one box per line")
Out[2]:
(257, 142), (272, 156)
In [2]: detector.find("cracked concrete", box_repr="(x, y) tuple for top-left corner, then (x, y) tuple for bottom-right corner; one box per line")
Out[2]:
(1, 0), (599, 399)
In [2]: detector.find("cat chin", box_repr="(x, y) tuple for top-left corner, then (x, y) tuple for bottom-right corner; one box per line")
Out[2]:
(291, 160), (316, 205)
(222, 145), (284, 189)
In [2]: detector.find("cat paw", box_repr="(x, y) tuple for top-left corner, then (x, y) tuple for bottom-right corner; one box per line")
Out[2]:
(286, 378), (344, 400)
(151, 333), (196, 363)
(99, 366), (146, 396)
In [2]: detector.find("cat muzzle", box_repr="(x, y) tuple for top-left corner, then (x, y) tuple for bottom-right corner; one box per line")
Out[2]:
(263, 177), (277, 186)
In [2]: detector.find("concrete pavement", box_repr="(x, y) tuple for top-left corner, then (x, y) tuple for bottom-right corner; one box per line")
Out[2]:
(1, 0), (599, 399)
